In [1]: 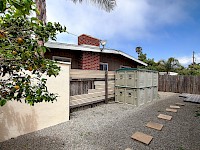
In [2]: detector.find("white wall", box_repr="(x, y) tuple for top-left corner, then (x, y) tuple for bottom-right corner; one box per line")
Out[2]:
(0, 63), (70, 142)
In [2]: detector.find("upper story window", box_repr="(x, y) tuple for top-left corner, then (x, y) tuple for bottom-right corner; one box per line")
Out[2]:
(52, 56), (71, 63)
(100, 63), (108, 71)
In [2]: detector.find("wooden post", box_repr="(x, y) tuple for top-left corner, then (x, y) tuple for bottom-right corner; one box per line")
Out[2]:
(105, 70), (108, 104)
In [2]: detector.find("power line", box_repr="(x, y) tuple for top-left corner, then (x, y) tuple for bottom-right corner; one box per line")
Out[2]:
(67, 32), (78, 37)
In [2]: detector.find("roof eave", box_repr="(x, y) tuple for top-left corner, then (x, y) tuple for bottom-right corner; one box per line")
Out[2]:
(44, 42), (148, 66)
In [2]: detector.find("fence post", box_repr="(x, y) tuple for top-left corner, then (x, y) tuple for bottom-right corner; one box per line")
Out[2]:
(105, 70), (108, 104)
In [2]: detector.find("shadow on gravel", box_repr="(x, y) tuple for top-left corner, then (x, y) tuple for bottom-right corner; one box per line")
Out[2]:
(0, 135), (65, 150)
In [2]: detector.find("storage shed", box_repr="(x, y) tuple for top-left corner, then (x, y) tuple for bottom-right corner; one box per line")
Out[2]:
(115, 68), (158, 106)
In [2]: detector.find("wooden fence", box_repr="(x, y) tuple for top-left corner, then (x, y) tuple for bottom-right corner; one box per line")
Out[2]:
(70, 69), (115, 108)
(158, 75), (200, 94)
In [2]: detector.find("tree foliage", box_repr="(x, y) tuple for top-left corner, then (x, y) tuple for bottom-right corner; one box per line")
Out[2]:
(0, 0), (66, 106)
(157, 57), (181, 74)
(135, 46), (142, 57)
(177, 63), (200, 75)
(137, 50), (159, 71)
(136, 47), (200, 76)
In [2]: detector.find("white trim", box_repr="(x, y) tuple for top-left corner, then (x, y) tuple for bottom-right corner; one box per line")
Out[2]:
(53, 56), (71, 63)
(56, 61), (71, 65)
(120, 65), (131, 68)
(45, 41), (148, 66)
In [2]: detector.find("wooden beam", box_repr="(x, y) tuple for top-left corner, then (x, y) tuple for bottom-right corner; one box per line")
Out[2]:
(88, 88), (114, 94)
(70, 94), (114, 107)
(105, 70), (108, 104)
(70, 90), (114, 100)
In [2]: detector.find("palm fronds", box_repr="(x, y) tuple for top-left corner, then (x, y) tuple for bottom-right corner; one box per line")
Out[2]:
(71, 0), (117, 12)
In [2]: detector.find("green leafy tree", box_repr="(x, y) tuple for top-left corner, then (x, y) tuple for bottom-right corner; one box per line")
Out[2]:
(178, 63), (200, 75)
(136, 49), (184, 73)
(137, 49), (158, 70)
(0, 0), (66, 106)
(158, 57), (181, 74)
(135, 47), (200, 76)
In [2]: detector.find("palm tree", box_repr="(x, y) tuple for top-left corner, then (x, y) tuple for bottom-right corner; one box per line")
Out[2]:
(135, 47), (142, 58)
(72, 0), (117, 12)
(36, 0), (117, 24)
(158, 57), (180, 74)
(35, 0), (46, 24)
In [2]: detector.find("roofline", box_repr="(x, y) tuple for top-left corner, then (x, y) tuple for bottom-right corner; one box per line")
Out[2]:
(44, 41), (148, 66)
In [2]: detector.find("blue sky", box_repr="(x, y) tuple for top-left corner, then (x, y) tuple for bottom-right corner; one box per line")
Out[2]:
(46, 0), (200, 66)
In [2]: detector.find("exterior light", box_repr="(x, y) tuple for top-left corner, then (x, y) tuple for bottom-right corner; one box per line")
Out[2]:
(100, 40), (107, 51)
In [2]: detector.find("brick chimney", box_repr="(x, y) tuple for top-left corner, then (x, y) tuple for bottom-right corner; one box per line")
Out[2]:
(78, 34), (100, 47)
(78, 34), (100, 70)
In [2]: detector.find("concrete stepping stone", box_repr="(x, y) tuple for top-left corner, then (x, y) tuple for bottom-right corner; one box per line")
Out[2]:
(158, 114), (172, 120)
(170, 105), (180, 109)
(146, 121), (163, 131)
(176, 103), (185, 106)
(166, 108), (177, 113)
(131, 131), (153, 145)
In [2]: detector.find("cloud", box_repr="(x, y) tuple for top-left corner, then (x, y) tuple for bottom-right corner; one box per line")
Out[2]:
(177, 53), (200, 66)
(46, 0), (190, 44)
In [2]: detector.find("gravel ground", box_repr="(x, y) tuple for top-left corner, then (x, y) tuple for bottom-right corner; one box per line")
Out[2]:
(0, 92), (200, 150)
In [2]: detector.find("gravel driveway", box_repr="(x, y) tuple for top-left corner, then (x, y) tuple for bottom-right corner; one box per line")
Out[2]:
(0, 92), (200, 150)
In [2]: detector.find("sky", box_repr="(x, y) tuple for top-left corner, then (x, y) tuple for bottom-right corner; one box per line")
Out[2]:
(46, 0), (200, 66)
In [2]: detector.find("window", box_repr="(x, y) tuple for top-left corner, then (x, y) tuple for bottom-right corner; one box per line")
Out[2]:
(52, 56), (71, 63)
(100, 63), (108, 71)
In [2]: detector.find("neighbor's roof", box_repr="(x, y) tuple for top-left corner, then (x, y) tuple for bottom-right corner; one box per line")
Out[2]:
(159, 72), (178, 75)
(44, 41), (148, 66)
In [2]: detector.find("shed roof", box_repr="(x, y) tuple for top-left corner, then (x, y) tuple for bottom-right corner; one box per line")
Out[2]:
(44, 41), (148, 66)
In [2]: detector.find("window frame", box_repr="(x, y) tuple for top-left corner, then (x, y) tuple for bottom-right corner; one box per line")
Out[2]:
(100, 62), (108, 71)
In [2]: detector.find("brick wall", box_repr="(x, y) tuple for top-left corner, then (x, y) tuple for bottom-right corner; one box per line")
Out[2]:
(78, 34), (100, 47)
(81, 52), (100, 70)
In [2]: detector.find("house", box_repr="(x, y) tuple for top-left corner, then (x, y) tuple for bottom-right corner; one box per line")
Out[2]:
(44, 34), (147, 71)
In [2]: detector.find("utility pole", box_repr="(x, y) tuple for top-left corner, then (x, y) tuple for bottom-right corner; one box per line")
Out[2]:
(193, 51), (195, 65)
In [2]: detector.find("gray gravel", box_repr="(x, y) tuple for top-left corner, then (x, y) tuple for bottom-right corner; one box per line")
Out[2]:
(0, 92), (200, 150)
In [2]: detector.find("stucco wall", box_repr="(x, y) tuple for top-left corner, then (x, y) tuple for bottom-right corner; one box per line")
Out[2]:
(0, 63), (70, 142)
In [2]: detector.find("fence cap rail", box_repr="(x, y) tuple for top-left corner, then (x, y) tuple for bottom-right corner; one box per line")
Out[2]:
(116, 68), (158, 73)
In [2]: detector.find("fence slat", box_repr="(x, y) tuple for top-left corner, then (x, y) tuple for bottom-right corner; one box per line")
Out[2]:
(158, 75), (200, 94)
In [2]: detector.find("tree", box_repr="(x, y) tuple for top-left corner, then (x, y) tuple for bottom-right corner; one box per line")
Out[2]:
(136, 49), (183, 73)
(71, 0), (117, 12)
(137, 49), (158, 70)
(0, 0), (66, 106)
(178, 63), (200, 75)
(157, 57), (181, 74)
(135, 46), (142, 58)
(35, 0), (46, 24)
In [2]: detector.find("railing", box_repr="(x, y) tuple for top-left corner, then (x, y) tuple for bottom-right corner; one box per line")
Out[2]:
(70, 69), (115, 108)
